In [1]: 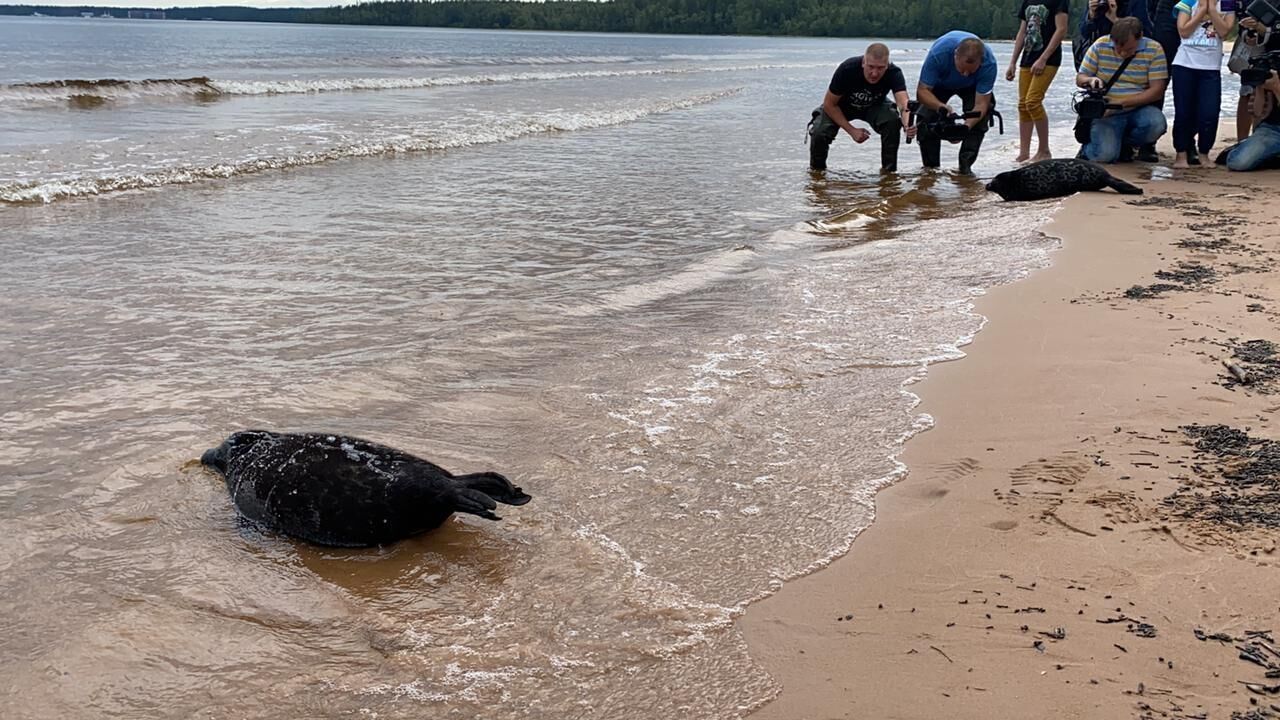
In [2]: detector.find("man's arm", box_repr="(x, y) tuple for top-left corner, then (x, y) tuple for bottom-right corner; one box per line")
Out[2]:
(1008, 21), (1028, 80)
(1076, 43), (1103, 88)
(966, 92), (994, 128)
(1037, 11), (1070, 69)
(892, 89), (916, 138)
(1114, 77), (1169, 108)
(821, 90), (869, 142)
(916, 82), (951, 115)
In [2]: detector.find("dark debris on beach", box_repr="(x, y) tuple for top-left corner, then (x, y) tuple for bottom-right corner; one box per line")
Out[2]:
(1164, 425), (1280, 529)
(1194, 629), (1280, 720)
(1124, 263), (1218, 300)
(1125, 283), (1184, 300)
(1218, 340), (1280, 392)
(1155, 263), (1217, 285)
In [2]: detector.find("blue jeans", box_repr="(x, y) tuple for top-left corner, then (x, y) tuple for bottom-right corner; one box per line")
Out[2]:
(1083, 105), (1168, 163)
(1171, 64), (1221, 155)
(1226, 122), (1280, 171)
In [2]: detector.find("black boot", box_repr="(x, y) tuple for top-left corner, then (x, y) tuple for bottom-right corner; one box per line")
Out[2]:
(809, 138), (830, 171)
(880, 134), (900, 173)
(958, 132), (985, 175)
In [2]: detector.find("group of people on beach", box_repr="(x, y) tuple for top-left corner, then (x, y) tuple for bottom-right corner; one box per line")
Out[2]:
(809, 0), (1280, 174)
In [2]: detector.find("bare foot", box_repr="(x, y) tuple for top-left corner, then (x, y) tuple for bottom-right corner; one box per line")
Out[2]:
(1015, 152), (1031, 163)
(1173, 152), (1189, 169)
(1031, 150), (1052, 162)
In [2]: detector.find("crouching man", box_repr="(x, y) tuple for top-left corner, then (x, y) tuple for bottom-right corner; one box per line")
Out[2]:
(1076, 16), (1169, 163)
(809, 43), (914, 172)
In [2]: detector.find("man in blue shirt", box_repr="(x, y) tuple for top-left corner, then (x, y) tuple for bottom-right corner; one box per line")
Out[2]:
(915, 30), (999, 174)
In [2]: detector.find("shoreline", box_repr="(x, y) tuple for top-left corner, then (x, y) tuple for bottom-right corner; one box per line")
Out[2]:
(741, 165), (1280, 719)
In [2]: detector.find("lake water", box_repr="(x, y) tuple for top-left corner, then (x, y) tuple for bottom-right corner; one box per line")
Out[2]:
(1, 17), (1073, 719)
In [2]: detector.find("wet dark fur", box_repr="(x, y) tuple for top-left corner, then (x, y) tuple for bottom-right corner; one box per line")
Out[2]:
(985, 158), (1143, 201)
(201, 430), (531, 547)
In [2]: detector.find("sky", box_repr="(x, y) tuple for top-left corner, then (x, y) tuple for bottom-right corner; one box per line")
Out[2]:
(31, 1), (343, 8)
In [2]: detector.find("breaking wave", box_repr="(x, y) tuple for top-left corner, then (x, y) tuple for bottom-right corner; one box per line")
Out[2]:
(0, 64), (817, 106)
(0, 89), (740, 205)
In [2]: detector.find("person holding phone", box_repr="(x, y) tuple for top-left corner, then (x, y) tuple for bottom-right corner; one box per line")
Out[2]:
(1170, 0), (1235, 167)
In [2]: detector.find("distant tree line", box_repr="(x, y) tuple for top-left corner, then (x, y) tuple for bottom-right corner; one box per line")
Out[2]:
(1, 1), (1090, 40)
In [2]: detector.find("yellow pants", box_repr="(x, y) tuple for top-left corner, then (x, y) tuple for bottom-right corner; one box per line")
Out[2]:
(1017, 65), (1059, 122)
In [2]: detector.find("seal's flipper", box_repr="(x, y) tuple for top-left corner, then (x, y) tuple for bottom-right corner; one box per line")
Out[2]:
(456, 471), (532, 506)
(455, 488), (501, 521)
(1106, 175), (1143, 195)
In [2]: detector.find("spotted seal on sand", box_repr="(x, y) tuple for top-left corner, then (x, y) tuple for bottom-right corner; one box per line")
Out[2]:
(985, 158), (1142, 201)
(200, 430), (531, 547)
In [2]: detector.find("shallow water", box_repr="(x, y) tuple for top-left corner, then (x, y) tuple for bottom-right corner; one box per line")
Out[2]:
(2, 18), (1070, 719)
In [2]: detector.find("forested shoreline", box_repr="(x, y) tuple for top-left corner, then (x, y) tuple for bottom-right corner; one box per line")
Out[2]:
(2, 0), (1091, 40)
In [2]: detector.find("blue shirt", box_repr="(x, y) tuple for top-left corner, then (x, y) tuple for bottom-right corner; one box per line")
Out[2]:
(919, 30), (999, 94)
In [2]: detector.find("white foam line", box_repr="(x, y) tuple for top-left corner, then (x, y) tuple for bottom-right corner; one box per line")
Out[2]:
(0, 89), (740, 205)
(0, 64), (822, 105)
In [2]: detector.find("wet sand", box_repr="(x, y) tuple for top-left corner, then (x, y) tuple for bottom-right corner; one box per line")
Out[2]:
(743, 164), (1280, 719)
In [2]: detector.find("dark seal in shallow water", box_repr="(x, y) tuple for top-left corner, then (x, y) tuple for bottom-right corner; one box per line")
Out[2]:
(985, 158), (1143, 201)
(201, 430), (531, 547)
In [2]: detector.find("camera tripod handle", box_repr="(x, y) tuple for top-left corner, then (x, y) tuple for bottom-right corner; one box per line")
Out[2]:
(905, 100), (920, 144)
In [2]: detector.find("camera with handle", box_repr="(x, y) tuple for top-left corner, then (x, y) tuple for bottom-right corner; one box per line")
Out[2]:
(1240, 49), (1280, 89)
(906, 99), (1004, 144)
(1072, 53), (1134, 144)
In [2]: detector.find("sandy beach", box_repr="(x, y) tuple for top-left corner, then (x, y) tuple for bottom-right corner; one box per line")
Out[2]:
(743, 163), (1280, 719)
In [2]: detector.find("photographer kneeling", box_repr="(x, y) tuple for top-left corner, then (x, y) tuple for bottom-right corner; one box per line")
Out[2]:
(916, 31), (998, 175)
(1225, 46), (1280, 170)
(1076, 17), (1170, 163)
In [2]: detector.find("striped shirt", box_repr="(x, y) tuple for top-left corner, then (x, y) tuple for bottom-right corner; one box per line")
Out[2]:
(1080, 36), (1169, 103)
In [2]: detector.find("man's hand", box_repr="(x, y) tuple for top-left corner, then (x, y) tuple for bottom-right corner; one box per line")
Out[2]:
(1264, 70), (1280, 98)
(1087, 76), (1106, 91)
(1242, 16), (1262, 32)
(1032, 58), (1048, 76)
(1090, 0), (1104, 17)
(905, 123), (917, 140)
(1006, 63), (1016, 82)
(849, 127), (871, 143)
(938, 103), (955, 117)
(1106, 0), (1118, 19)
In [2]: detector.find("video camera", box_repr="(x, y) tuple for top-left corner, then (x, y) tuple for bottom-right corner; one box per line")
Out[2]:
(1230, 0), (1280, 26)
(1072, 86), (1122, 120)
(906, 100), (1004, 143)
(1241, 49), (1280, 89)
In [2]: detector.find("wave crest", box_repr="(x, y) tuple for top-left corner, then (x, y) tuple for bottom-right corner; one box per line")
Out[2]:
(0, 89), (740, 205)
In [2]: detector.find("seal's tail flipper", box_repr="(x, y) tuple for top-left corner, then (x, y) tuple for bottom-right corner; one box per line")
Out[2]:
(455, 487), (501, 521)
(1107, 176), (1143, 195)
(456, 471), (532, 506)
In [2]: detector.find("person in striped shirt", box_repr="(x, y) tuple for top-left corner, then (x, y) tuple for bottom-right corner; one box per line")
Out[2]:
(1076, 17), (1170, 162)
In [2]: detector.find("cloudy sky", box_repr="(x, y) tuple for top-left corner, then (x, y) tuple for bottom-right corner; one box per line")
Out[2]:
(33, 0), (344, 8)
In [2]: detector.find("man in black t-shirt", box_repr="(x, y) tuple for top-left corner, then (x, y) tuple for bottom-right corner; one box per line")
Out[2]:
(809, 43), (914, 172)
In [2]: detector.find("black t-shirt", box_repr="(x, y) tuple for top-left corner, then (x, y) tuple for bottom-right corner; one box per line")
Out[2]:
(1018, 0), (1069, 67)
(828, 57), (907, 117)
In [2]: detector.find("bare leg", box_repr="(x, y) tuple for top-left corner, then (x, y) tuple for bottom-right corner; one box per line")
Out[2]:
(1032, 116), (1052, 161)
(1173, 151), (1189, 168)
(1017, 120), (1032, 163)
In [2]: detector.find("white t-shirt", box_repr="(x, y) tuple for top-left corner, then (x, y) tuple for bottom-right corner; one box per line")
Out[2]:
(1172, 0), (1227, 70)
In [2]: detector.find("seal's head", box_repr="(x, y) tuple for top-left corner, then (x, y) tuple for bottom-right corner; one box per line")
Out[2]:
(984, 171), (1013, 200)
(200, 430), (273, 475)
